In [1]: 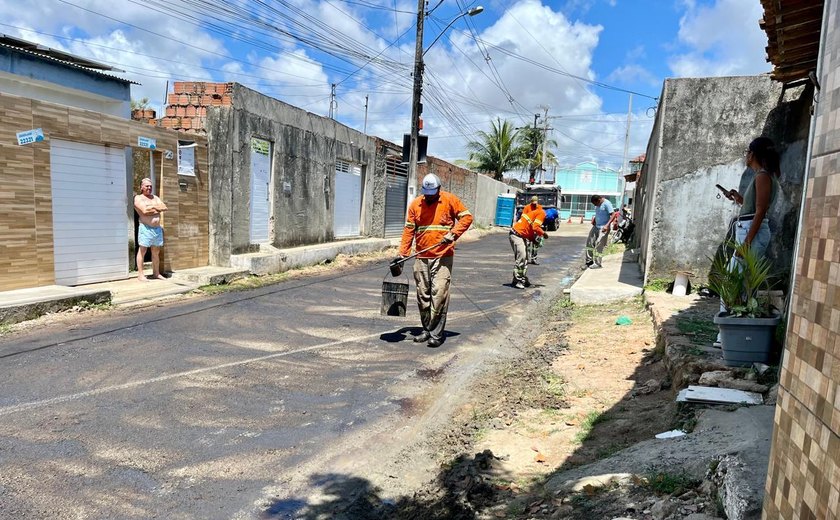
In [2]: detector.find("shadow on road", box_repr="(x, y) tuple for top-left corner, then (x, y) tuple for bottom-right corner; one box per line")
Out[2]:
(260, 450), (511, 519)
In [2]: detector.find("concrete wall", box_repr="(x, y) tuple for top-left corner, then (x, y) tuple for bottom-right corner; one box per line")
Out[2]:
(634, 75), (811, 283)
(474, 173), (518, 227)
(206, 84), (382, 266)
(0, 46), (131, 118)
(417, 157), (518, 228)
(764, 2), (840, 517)
(419, 157), (478, 210)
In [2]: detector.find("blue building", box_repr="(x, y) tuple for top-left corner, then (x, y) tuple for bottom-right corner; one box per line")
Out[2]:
(0, 34), (132, 117)
(554, 161), (623, 220)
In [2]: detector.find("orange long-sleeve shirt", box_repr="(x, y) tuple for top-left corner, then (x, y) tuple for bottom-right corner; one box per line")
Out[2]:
(512, 203), (546, 241)
(400, 191), (473, 258)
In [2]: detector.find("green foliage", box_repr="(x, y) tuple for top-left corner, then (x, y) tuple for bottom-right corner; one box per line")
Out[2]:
(602, 241), (626, 257)
(0, 323), (11, 336)
(644, 278), (671, 292)
(130, 97), (150, 111)
(464, 118), (526, 180)
(574, 410), (607, 444)
(517, 124), (558, 178)
(707, 240), (775, 318)
(644, 471), (699, 495)
(675, 316), (718, 346)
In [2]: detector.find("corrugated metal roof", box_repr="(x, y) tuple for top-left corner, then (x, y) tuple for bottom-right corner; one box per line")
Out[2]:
(0, 34), (139, 85)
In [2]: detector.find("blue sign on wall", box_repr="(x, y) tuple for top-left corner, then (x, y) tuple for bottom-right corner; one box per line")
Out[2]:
(16, 128), (44, 146)
(138, 136), (157, 149)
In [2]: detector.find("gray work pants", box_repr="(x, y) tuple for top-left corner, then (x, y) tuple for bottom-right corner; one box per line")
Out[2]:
(413, 256), (453, 341)
(509, 232), (528, 284)
(585, 225), (609, 266)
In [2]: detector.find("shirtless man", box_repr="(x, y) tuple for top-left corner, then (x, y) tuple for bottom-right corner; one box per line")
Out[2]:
(133, 178), (168, 281)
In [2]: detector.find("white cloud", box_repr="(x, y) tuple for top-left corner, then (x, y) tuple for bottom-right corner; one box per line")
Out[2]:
(606, 64), (659, 87)
(669, 0), (770, 77)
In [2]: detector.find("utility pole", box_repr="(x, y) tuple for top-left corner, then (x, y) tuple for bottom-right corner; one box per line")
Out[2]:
(620, 94), (633, 205)
(363, 94), (369, 134)
(406, 0), (426, 208)
(539, 106), (550, 184)
(328, 83), (337, 119)
(528, 113), (539, 184)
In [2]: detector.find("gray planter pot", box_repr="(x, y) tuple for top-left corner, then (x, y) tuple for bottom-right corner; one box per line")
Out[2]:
(713, 312), (781, 367)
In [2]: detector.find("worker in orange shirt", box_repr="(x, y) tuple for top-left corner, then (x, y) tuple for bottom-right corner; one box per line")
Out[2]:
(510, 195), (546, 289)
(399, 173), (473, 347)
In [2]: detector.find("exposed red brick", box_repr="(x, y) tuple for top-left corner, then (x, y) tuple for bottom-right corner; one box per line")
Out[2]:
(160, 118), (175, 128)
(167, 93), (180, 105)
(186, 105), (197, 117)
(221, 94), (232, 106)
(165, 106), (176, 117)
(201, 94), (212, 105)
(175, 106), (186, 117)
(198, 106), (207, 117)
(181, 118), (192, 129)
(211, 96), (222, 106)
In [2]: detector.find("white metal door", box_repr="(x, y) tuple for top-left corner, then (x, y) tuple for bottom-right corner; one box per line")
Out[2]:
(250, 138), (272, 243)
(333, 160), (362, 237)
(50, 139), (128, 285)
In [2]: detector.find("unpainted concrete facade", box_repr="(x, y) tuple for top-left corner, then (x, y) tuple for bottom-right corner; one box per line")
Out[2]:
(206, 84), (382, 266)
(635, 75), (811, 284)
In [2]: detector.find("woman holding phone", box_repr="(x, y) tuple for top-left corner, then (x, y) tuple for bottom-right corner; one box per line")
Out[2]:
(714, 136), (781, 346)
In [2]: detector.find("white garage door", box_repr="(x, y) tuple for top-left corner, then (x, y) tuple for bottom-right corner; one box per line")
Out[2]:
(334, 159), (362, 237)
(50, 140), (128, 285)
(250, 138), (272, 244)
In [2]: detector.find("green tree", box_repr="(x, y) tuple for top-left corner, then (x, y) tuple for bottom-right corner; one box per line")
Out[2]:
(517, 125), (558, 183)
(465, 118), (525, 181)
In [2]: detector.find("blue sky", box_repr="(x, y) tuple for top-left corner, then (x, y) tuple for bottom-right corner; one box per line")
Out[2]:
(0, 0), (770, 170)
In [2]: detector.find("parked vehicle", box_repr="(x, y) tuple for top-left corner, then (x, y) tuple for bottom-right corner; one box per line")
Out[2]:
(515, 183), (563, 231)
(611, 208), (635, 245)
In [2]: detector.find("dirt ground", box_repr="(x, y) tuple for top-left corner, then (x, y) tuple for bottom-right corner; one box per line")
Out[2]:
(381, 297), (705, 520)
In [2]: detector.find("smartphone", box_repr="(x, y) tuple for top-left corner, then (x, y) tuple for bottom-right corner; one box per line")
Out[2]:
(715, 184), (729, 194)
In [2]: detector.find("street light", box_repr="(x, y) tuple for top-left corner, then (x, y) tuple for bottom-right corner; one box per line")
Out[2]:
(406, 4), (484, 207)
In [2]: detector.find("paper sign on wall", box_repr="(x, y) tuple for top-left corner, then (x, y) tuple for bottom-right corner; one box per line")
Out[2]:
(17, 128), (44, 146)
(138, 136), (157, 149)
(178, 140), (196, 176)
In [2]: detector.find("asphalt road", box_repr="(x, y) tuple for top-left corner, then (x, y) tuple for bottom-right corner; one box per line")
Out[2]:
(0, 229), (587, 519)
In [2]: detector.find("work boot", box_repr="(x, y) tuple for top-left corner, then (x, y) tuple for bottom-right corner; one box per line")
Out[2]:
(413, 331), (430, 343)
(528, 259), (539, 265)
(427, 337), (442, 348)
(524, 278), (531, 287)
(514, 281), (525, 290)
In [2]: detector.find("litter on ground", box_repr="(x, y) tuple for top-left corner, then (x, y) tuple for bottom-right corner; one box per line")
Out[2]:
(615, 316), (633, 326)
(654, 429), (687, 439)
(676, 385), (763, 405)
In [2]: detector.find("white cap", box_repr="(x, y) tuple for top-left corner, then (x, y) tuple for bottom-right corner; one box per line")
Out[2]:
(421, 173), (441, 195)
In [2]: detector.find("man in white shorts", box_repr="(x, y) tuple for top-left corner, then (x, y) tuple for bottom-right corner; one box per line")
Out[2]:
(134, 178), (168, 281)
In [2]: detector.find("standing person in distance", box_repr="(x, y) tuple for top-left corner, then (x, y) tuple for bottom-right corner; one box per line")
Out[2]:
(399, 174), (473, 347)
(510, 195), (547, 289)
(584, 195), (616, 269)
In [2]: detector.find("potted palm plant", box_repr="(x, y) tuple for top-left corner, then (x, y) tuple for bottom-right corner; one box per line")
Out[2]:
(707, 241), (781, 367)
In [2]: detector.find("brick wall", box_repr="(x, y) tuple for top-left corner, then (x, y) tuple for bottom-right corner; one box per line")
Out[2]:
(0, 91), (209, 291)
(763, 2), (840, 518)
(158, 82), (233, 133)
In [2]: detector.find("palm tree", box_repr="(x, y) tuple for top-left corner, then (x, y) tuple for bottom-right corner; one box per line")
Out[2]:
(517, 125), (559, 183)
(465, 118), (525, 181)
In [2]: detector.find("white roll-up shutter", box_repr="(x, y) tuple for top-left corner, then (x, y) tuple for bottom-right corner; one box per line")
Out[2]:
(50, 140), (128, 285)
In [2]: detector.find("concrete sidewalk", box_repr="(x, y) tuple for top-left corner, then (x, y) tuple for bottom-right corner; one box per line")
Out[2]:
(569, 249), (644, 304)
